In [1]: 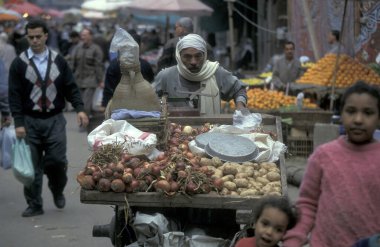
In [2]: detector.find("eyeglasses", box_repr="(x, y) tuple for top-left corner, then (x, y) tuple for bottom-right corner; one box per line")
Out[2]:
(27, 34), (44, 40)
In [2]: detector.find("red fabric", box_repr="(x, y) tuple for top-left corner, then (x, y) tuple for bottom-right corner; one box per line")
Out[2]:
(235, 237), (256, 247)
(283, 136), (380, 247)
(5, 2), (43, 16)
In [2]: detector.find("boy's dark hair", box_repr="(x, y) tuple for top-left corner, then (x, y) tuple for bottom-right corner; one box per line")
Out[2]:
(69, 31), (79, 39)
(253, 196), (298, 230)
(25, 18), (49, 34)
(340, 80), (380, 114)
(331, 30), (340, 41)
(284, 41), (295, 49)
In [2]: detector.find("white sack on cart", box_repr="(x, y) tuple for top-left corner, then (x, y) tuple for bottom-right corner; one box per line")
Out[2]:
(87, 119), (157, 156)
(132, 212), (170, 246)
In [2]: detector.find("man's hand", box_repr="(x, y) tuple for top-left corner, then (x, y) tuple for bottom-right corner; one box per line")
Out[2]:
(1, 116), (12, 128)
(15, 126), (26, 138)
(236, 101), (247, 110)
(77, 111), (89, 128)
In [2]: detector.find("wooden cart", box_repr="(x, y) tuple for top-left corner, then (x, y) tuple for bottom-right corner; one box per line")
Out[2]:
(80, 114), (287, 246)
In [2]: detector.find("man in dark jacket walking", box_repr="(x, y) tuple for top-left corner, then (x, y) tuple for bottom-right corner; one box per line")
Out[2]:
(8, 18), (89, 217)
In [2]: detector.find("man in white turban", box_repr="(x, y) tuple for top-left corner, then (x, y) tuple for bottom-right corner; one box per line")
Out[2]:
(153, 34), (247, 115)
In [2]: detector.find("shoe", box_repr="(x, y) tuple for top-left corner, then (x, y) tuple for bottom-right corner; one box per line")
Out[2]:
(53, 194), (66, 209)
(22, 206), (44, 217)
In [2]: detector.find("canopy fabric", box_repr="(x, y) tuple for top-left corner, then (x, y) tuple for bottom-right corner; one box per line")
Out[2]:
(126, 0), (213, 17)
(43, 8), (64, 18)
(81, 0), (132, 12)
(4, 2), (43, 17)
(0, 7), (22, 21)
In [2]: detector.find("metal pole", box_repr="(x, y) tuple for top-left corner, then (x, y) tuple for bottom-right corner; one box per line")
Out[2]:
(225, 0), (236, 70)
(329, 0), (349, 111)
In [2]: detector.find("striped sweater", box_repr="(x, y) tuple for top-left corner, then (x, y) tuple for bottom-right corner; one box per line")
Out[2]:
(283, 136), (380, 247)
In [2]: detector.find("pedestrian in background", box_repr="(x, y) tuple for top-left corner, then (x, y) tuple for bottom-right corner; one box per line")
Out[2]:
(8, 18), (89, 217)
(272, 41), (304, 95)
(157, 17), (214, 72)
(70, 27), (104, 118)
(101, 31), (155, 111)
(0, 59), (11, 127)
(283, 81), (380, 247)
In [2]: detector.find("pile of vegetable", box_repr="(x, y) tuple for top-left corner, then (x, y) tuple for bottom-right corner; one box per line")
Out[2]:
(77, 123), (282, 197)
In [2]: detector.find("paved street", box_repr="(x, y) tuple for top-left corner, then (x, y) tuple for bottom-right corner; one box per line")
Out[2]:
(0, 112), (302, 247)
(0, 112), (115, 247)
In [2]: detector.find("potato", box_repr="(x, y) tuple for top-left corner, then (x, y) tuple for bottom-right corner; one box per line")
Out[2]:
(268, 191), (281, 196)
(268, 181), (281, 187)
(234, 178), (249, 188)
(220, 187), (230, 195)
(258, 168), (268, 177)
(256, 177), (270, 186)
(241, 161), (255, 167)
(223, 163), (239, 176)
(240, 189), (260, 197)
(260, 162), (277, 170)
(211, 157), (223, 167)
(200, 157), (213, 167)
(230, 191), (239, 196)
(266, 171), (281, 182)
(221, 175), (234, 182)
(235, 173), (249, 179)
(223, 181), (237, 191)
(268, 166), (280, 172)
(211, 169), (223, 179)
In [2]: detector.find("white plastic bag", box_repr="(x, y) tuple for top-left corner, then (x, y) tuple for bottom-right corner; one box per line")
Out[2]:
(233, 109), (262, 131)
(92, 87), (103, 112)
(12, 138), (34, 186)
(87, 119), (157, 156)
(0, 126), (16, 170)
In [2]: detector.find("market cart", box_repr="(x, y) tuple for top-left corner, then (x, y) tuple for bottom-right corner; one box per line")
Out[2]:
(80, 114), (287, 246)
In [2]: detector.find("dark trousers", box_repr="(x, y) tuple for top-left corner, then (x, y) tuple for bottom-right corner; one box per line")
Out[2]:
(23, 113), (68, 209)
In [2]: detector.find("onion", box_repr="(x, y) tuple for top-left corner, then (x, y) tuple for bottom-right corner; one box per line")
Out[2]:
(133, 167), (142, 178)
(114, 162), (124, 173)
(107, 162), (117, 171)
(122, 172), (133, 184)
(182, 125), (193, 135)
(84, 165), (97, 175)
(185, 152), (194, 159)
(144, 175), (154, 185)
(124, 168), (133, 174)
(81, 175), (95, 190)
(127, 157), (141, 169)
(185, 181), (198, 194)
(177, 170), (188, 178)
(170, 181), (180, 192)
(176, 161), (186, 171)
(154, 180), (171, 193)
(92, 171), (102, 182)
(122, 153), (131, 163)
(111, 179), (125, 193)
(138, 180), (148, 192)
(113, 172), (122, 179)
(200, 183), (211, 194)
(156, 152), (166, 161)
(151, 165), (161, 177)
(98, 178), (111, 192)
(169, 137), (179, 146)
(130, 179), (139, 192)
(213, 178), (224, 190)
(103, 168), (113, 178)
(178, 143), (188, 151)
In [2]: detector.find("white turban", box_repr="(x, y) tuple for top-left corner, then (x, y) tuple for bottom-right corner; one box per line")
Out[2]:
(176, 33), (207, 54)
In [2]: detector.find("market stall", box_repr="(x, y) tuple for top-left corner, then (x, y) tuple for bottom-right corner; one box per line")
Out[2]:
(79, 113), (287, 246)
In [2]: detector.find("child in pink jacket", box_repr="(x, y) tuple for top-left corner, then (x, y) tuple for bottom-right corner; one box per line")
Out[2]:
(283, 81), (380, 247)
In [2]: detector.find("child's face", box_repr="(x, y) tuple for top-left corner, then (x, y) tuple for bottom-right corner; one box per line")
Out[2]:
(341, 93), (380, 144)
(255, 207), (289, 247)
